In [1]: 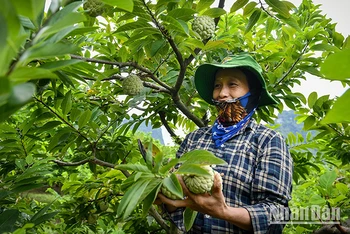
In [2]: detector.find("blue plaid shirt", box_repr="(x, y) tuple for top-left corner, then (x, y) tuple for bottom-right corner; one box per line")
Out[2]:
(168, 119), (293, 234)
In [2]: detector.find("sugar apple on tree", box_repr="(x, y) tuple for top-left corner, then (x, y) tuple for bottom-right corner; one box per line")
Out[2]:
(183, 165), (215, 194)
(83, 0), (106, 17)
(161, 185), (182, 200)
(192, 15), (216, 40)
(122, 74), (144, 96)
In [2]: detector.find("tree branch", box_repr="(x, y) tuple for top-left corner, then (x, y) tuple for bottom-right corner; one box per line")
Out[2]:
(148, 206), (170, 233)
(158, 111), (182, 145)
(172, 93), (205, 127)
(70, 54), (172, 91)
(34, 97), (92, 146)
(258, 0), (280, 21)
(274, 43), (309, 88)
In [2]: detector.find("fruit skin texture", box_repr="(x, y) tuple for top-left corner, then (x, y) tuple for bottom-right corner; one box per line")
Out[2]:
(183, 165), (214, 194)
(83, 0), (105, 17)
(161, 185), (181, 200)
(122, 74), (144, 96)
(192, 15), (216, 40)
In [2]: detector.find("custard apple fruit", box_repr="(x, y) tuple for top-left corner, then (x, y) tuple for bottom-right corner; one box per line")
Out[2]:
(161, 185), (182, 200)
(183, 165), (215, 194)
(192, 15), (215, 40)
(122, 74), (144, 95)
(83, 0), (105, 17)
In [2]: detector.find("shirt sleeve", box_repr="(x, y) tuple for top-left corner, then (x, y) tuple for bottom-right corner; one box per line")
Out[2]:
(243, 132), (293, 234)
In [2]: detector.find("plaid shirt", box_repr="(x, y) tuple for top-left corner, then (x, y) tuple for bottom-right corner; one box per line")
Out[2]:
(168, 119), (293, 234)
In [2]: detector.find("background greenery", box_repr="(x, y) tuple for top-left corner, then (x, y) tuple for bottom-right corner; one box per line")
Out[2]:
(0, 0), (349, 233)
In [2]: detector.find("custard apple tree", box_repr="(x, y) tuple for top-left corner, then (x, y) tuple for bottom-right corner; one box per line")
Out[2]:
(1, 0), (350, 233)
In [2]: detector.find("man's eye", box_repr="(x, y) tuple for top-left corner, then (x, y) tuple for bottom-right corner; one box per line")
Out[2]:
(214, 83), (221, 88)
(229, 82), (237, 86)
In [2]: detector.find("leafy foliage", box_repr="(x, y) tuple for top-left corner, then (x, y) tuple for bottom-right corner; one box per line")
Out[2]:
(0, 0), (349, 233)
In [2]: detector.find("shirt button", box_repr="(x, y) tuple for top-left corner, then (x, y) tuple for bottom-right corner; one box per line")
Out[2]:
(204, 214), (211, 218)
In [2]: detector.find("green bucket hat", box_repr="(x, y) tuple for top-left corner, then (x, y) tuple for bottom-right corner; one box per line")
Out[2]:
(194, 53), (278, 107)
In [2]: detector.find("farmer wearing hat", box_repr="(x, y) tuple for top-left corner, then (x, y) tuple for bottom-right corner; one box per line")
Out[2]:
(159, 53), (293, 233)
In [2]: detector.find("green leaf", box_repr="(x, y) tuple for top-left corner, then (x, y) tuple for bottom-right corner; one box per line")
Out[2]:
(176, 164), (213, 176)
(184, 207), (198, 232)
(39, 121), (62, 132)
(310, 44), (340, 52)
(11, 0), (45, 28)
(303, 116), (316, 130)
(11, 183), (44, 193)
(320, 49), (350, 80)
(309, 194), (326, 205)
(320, 89), (350, 124)
(168, 8), (196, 21)
(0, 209), (19, 233)
(61, 91), (72, 116)
(70, 108), (81, 122)
(31, 212), (58, 226)
(78, 109), (92, 129)
(22, 42), (79, 66)
(117, 178), (151, 219)
(9, 67), (58, 82)
(153, 151), (164, 174)
(0, 1), (27, 76)
(115, 21), (152, 33)
(145, 141), (154, 170)
(335, 183), (349, 194)
(115, 164), (152, 173)
(201, 8), (226, 18)
(102, 0), (134, 12)
(279, 14), (301, 31)
(196, 0), (215, 12)
(159, 158), (179, 174)
(230, 0), (249, 12)
(265, 0), (290, 18)
(203, 40), (228, 51)
(142, 181), (162, 216)
(162, 174), (183, 199)
(307, 91), (318, 109)
(243, 2), (258, 16)
(319, 171), (337, 194)
(161, 15), (188, 35)
(150, 39), (166, 57)
(179, 149), (227, 166)
(245, 8), (261, 34)
(0, 83), (35, 122)
(35, 4), (86, 43)
(30, 202), (54, 224)
(0, 77), (11, 105)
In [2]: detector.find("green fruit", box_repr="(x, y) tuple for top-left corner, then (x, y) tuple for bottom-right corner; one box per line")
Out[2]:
(98, 201), (108, 211)
(161, 185), (182, 200)
(122, 74), (144, 96)
(87, 214), (98, 224)
(83, 0), (105, 17)
(192, 15), (216, 40)
(183, 165), (214, 194)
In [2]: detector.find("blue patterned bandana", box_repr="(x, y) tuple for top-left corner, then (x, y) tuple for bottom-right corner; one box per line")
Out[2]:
(212, 108), (256, 148)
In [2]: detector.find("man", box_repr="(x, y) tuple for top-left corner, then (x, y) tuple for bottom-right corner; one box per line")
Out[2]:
(159, 53), (293, 234)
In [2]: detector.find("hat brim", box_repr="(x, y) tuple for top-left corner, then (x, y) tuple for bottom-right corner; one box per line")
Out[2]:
(194, 63), (278, 107)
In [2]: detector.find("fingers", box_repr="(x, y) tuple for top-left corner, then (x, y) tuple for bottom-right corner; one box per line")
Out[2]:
(211, 172), (223, 195)
(158, 192), (187, 208)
